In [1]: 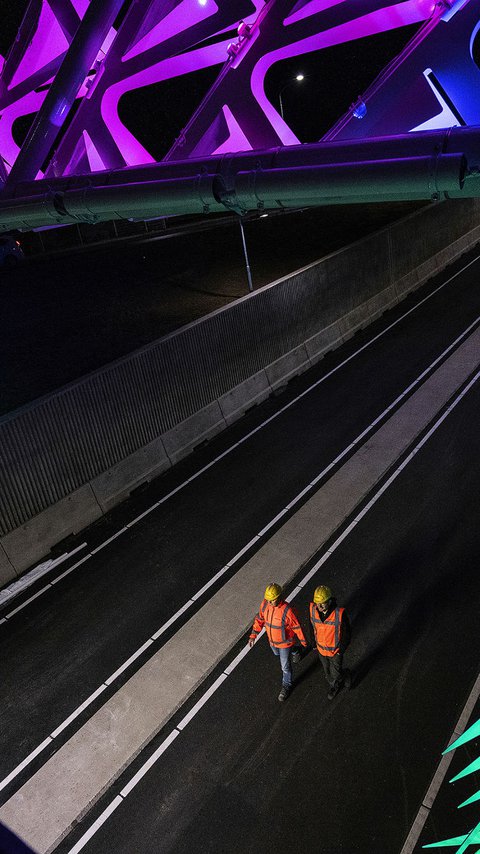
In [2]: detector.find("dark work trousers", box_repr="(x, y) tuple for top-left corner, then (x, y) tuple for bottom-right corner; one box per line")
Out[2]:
(318, 652), (344, 688)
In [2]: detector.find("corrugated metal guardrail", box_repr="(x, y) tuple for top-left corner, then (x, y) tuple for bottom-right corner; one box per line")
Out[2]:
(1, 198), (479, 577)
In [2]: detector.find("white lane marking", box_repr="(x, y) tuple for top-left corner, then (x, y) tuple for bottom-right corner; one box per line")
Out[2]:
(64, 369), (480, 854)
(105, 640), (154, 686)
(3, 325), (480, 798)
(4, 586), (52, 618)
(151, 600), (194, 640)
(90, 528), (128, 554)
(176, 674), (229, 731)
(50, 686), (109, 739)
(3, 553), (93, 618)
(50, 554), (92, 584)
(400, 672), (480, 853)
(119, 730), (180, 798)
(0, 544), (87, 609)
(4, 252), (477, 613)
(0, 739), (53, 794)
(66, 796), (124, 854)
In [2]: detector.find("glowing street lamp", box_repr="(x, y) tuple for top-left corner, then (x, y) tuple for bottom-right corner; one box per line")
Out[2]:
(278, 74), (305, 120)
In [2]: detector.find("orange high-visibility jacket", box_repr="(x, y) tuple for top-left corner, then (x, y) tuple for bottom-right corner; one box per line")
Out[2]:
(309, 602), (345, 657)
(250, 599), (307, 649)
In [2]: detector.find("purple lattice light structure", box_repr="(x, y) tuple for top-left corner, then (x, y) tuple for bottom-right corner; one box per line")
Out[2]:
(2, 0), (479, 185)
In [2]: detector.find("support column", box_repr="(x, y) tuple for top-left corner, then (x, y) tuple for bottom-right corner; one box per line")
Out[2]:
(4, 0), (124, 191)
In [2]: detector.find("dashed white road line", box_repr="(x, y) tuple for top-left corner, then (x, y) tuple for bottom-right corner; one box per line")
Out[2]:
(0, 544), (87, 610)
(63, 367), (480, 854)
(1, 320), (479, 799)
(2, 253), (479, 615)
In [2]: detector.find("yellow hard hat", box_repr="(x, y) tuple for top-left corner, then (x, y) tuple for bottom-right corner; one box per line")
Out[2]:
(313, 585), (332, 604)
(264, 583), (283, 602)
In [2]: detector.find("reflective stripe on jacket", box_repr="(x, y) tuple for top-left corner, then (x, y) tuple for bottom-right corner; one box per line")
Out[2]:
(309, 602), (344, 657)
(250, 599), (307, 649)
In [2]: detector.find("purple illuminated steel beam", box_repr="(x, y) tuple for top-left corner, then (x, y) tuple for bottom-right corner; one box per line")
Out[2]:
(0, 0), (42, 95)
(3, 0), (124, 190)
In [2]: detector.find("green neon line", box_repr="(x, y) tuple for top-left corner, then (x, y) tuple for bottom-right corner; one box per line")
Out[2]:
(450, 756), (480, 783)
(458, 790), (480, 809)
(423, 835), (467, 848)
(443, 719), (480, 754)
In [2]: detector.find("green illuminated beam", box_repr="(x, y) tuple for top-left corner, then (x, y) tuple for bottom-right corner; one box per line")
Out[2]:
(423, 836), (469, 848)
(444, 720), (480, 754)
(450, 756), (480, 783)
(423, 823), (480, 850)
(459, 790), (480, 809)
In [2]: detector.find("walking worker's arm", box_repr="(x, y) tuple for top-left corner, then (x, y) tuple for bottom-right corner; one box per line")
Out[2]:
(249, 601), (266, 647)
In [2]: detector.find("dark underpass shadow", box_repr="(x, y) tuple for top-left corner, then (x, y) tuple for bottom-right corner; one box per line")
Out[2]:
(296, 534), (474, 692)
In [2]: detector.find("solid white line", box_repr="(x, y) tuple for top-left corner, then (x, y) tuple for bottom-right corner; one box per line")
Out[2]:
(61, 368), (480, 853)
(50, 554), (92, 584)
(90, 528), (128, 554)
(176, 674), (228, 731)
(400, 673), (480, 853)
(224, 536), (261, 567)
(223, 642), (253, 675)
(119, 730), (180, 798)
(150, 600), (194, 640)
(5, 585), (52, 619)
(66, 795), (123, 854)
(105, 640), (154, 685)
(50, 686), (109, 739)
(3, 255), (478, 618)
(0, 739), (53, 794)
(0, 544), (87, 607)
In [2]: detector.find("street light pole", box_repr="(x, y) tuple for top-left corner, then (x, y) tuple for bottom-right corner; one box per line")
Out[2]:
(278, 73), (304, 121)
(239, 218), (253, 293)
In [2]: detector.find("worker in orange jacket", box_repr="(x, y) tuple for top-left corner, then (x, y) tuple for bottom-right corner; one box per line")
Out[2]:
(309, 585), (351, 700)
(249, 583), (308, 702)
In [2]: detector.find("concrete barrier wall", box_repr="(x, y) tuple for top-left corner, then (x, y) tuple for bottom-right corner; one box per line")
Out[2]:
(1, 198), (479, 578)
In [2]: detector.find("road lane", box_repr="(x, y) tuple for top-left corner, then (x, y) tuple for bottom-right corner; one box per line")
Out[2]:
(1, 318), (480, 851)
(1, 252), (480, 791)
(58, 364), (480, 854)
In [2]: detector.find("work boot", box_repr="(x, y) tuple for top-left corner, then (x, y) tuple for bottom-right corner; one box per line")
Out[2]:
(278, 685), (290, 702)
(343, 669), (352, 689)
(327, 683), (342, 700)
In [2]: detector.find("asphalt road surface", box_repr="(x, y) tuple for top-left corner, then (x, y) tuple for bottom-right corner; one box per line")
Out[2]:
(0, 244), (479, 853)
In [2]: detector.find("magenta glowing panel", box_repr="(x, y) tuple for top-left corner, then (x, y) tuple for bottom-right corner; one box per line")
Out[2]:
(0, 0), (478, 180)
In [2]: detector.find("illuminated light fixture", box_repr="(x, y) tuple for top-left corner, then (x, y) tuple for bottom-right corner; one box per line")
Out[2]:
(352, 97), (367, 119)
(237, 20), (252, 39)
(278, 74), (305, 119)
(259, 213), (268, 217)
(227, 42), (241, 58)
(198, 0), (207, 5)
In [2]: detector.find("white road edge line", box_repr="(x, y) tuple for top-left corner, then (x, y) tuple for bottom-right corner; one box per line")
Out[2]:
(399, 672), (480, 854)
(3, 253), (478, 614)
(0, 544), (87, 609)
(2, 327), (479, 799)
(64, 367), (480, 854)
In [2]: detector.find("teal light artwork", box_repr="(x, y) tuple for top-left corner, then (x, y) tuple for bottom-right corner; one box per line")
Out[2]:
(423, 716), (480, 851)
